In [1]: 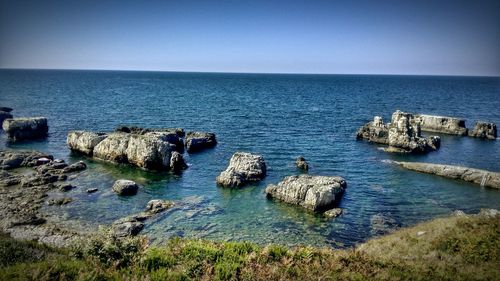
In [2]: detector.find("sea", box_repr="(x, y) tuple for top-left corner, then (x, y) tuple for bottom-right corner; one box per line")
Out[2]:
(1, 69), (499, 248)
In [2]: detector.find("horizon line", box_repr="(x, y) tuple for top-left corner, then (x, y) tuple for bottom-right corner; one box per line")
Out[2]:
(0, 67), (499, 78)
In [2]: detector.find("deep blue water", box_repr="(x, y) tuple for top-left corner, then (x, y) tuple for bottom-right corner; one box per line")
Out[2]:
(1, 69), (499, 247)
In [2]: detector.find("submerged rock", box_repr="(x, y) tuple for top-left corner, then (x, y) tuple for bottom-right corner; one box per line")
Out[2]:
(146, 199), (174, 214)
(265, 175), (347, 212)
(412, 114), (468, 135)
(86, 188), (98, 193)
(2, 117), (48, 141)
(468, 121), (497, 140)
(295, 156), (309, 171)
(67, 131), (108, 155)
(185, 131), (217, 153)
(324, 208), (343, 218)
(216, 152), (267, 187)
(112, 179), (139, 196)
(394, 161), (500, 189)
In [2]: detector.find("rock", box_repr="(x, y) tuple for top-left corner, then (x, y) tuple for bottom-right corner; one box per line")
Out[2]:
(67, 131), (108, 155)
(86, 188), (98, 193)
(170, 151), (187, 171)
(356, 116), (390, 144)
(412, 114), (468, 135)
(0, 170), (23, 186)
(394, 161), (500, 189)
(2, 117), (48, 141)
(324, 208), (343, 218)
(478, 209), (499, 218)
(21, 173), (60, 187)
(295, 156), (309, 171)
(216, 152), (267, 187)
(468, 121), (497, 140)
(61, 161), (86, 173)
(453, 210), (467, 217)
(36, 157), (51, 165)
(0, 150), (53, 170)
(0, 107), (13, 113)
(58, 184), (76, 192)
(386, 111), (440, 153)
(112, 179), (139, 196)
(265, 175), (347, 212)
(0, 111), (13, 125)
(112, 220), (144, 237)
(416, 231), (426, 236)
(185, 131), (217, 153)
(146, 199), (173, 214)
(47, 197), (73, 205)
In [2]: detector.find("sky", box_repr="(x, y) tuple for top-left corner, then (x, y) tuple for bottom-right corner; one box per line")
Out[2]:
(1, 0), (499, 76)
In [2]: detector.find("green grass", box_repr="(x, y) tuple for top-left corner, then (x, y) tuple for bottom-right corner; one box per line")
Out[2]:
(1, 213), (499, 281)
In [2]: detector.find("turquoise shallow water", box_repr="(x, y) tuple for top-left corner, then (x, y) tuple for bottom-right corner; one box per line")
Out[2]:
(1, 70), (499, 247)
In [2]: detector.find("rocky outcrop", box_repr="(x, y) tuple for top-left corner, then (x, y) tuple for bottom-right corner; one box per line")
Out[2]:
(356, 116), (389, 144)
(265, 175), (347, 212)
(295, 156), (309, 171)
(112, 180), (139, 196)
(386, 111), (440, 153)
(394, 161), (500, 189)
(357, 111), (440, 153)
(0, 107), (13, 125)
(412, 114), (468, 135)
(67, 131), (108, 155)
(2, 117), (48, 141)
(185, 131), (217, 153)
(216, 152), (267, 187)
(468, 121), (497, 140)
(0, 150), (54, 170)
(67, 129), (187, 171)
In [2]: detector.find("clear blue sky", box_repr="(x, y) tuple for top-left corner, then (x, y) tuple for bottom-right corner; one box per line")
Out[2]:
(1, 0), (499, 76)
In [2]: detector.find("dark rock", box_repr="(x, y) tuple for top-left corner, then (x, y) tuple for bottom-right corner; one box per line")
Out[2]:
(295, 156), (309, 171)
(112, 179), (139, 196)
(48, 197), (73, 205)
(468, 121), (497, 140)
(185, 131), (217, 153)
(61, 161), (86, 173)
(216, 152), (267, 187)
(112, 220), (144, 237)
(356, 116), (389, 144)
(2, 117), (48, 141)
(146, 199), (174, 214)
(170, 151), (187, 172)
(58, 184), (76, 192)
(86, 188), (98, 193)
(265, 175), (347, 212)
(0, 107), (13, 113)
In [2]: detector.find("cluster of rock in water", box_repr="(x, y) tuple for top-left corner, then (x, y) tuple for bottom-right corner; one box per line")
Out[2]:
(0, 106), (498, 243)
(357, 110), (497, 153)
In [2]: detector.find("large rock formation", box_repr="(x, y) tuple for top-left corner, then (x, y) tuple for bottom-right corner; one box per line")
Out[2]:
(394, 161), (500, 189)
(412, 114), (468, 135)
(216, 152), (267, 187)
(265, 175), (347, 212)
(468, 121), (497, 140)
(357, 111), (440, 153)
(185, 131), (217, 153)
(67, 129), (187, 171)
(0, 107), (13, 125)
(356, 116), (389, 144)
(387, 111), (440, 153)
(2, 117), (48, 141)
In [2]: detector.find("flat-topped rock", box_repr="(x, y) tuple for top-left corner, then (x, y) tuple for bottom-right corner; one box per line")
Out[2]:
(216, 152), (266, 187)
(2, 117), (48, 141)
(468, 121), (497, 140)
(412, 114), (468, 135)
(67, 131), (108, 155)
(185, 131), (217, 153)
(394, 161), (500, 189)
(265, 175), (347, 212)
(112, 179), (139, 196)
(67, 129), (187, 171)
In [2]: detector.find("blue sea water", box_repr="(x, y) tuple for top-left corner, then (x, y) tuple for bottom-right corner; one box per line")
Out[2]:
(1, 69), (499, 247)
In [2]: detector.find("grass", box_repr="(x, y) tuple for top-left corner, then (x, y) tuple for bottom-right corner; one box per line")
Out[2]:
(1, 213), (499, 281)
